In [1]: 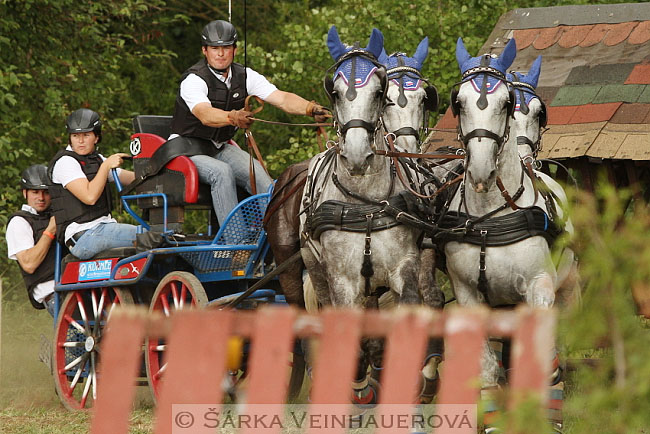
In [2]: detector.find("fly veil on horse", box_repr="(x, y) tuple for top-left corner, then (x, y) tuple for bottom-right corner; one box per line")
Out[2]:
(299, 26), (436, 402)
(508, 56), (581, 308)
(432, 39), (568, 399)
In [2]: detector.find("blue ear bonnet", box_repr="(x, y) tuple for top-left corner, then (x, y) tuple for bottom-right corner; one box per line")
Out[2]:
(507, 56), (542, 111)
(456, 37), (517, 96)
(328, 26), (384, 89)
(383, 54), (422, 90)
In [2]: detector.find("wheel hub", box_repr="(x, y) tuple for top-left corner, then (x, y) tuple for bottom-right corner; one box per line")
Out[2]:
(84, 336), (95, 352)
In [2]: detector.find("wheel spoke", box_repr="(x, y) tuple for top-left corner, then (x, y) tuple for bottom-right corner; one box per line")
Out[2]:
(161, 295), (171, 317)
(62, 342), (86, 348)
(69, 355), (88, 393)
(76, 292), (91, 335)
(80, 364), (93, 408)
(170, 282), (179, 310)
(154, 344), (166, 352)
(180, 284), (189, 310)
(64, 314), (86, 334)
(64, 354), (86, 371)
(153, 362), (167, 381)
(91, 289), (99, 335)
(95, 289), (108, 334)
(91, 351), (97, 401)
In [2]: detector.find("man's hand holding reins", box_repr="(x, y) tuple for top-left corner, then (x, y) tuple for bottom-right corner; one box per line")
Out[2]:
(306, 100), (330, 123)
(228, 109), (255, 129)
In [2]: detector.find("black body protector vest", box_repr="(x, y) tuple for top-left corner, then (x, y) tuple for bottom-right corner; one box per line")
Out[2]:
(7, 210), (56, 309)
(170, 59), (248, 143)
(47, 150), (112, 245)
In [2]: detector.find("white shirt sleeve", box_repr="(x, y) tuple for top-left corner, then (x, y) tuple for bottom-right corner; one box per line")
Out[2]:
(245, 67), (278, 101)
(51, 153), (119, 186)
(6, 216), (35, 260)
(180, 74), (211, 112)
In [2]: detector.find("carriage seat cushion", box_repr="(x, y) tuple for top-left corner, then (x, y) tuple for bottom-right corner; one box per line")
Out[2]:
(131, 133), (208, 206)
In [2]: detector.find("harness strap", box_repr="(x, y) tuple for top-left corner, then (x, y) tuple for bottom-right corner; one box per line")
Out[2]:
(262, 173), (307, 227)
(361, 213), (375, 297)
(340, 118), (377, 135)
(478, 229), (490, 304)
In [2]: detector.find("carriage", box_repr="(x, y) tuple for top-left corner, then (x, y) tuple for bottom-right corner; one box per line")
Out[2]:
(49, 115), (306, 410)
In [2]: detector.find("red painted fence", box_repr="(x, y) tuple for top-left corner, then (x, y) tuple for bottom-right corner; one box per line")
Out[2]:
(90, 306), (555, 434)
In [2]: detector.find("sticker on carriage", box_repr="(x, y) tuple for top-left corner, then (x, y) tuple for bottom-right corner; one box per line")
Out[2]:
(130, 137), (141, 156)
(78, 259), (114, 281)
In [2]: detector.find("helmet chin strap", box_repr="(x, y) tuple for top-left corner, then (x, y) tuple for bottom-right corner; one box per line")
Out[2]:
(208, 64), (229, 75)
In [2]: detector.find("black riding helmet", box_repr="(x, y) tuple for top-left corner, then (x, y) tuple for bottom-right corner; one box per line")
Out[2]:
(66, 108), (102, 142)
(20, 164), (49, 190)
(201, 20), (237, 47)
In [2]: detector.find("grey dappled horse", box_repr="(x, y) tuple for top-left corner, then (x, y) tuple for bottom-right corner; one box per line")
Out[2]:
(441, 38), (563, 387)
(508, 58), (581, 308)
(300, 26), (424, 402)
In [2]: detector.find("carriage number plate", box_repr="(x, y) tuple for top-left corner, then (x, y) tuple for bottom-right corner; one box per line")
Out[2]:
(78, 260), (113, 281)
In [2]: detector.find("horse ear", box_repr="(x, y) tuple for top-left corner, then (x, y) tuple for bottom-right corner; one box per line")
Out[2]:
(413, 36), (429, 70)
(498, 38), (517, 71)
(327, 25), (346, 61)
(366, 28), (384, 59)
(528, 55), (542, 88)
(378, 47), (389, 65)
(456, 37), (471, 71)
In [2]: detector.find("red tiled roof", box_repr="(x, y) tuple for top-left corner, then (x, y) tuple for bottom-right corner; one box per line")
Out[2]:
(513, 21), (650, 50)
(546, 106), (579, 126)
(610, 103), (650, 124)
(435, 108), (458, 130)
(569, 103), (622, 124)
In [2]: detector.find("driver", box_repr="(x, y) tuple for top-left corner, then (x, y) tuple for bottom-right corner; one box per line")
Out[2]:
(169, 19), (328, 226)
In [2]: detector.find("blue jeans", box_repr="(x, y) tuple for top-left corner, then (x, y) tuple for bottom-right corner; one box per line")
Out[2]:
(190, 144), (272, 225)
(70, 222), (138, 259)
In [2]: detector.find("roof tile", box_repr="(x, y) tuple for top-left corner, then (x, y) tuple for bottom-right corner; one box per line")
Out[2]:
(547, 106), (579, 125)
(513, 28), (540, 50)
(603, 22), (638, 46)
(625, 64), (650, 84)
(558, 25), (594, 48)
(593, 84), (645, 104)
(579, 24), (610, 48)
(540, 122), (606, 159)
(551, 85), (601, 106)
(629, 20), (650, 45)
(536, 87), (559, 105)
(566, 63), (637, 86)
(435, 108), (458, 130)
(569, 102), (622, 124)
(533, 26), (563, 50)
(637, 86), (650, 103)
(610, 103), (650, 124)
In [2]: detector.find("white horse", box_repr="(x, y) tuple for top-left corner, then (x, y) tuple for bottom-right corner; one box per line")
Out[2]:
(439, 38), (565, 389)
(300, 26), (423, 402)
(508, 58), (581, 308)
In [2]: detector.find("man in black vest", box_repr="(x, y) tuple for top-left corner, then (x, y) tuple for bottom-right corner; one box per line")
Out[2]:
(170, 19), (328, 226)
(6, 165), (57, 316)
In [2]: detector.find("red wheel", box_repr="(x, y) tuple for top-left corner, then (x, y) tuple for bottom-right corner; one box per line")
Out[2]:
(53, 287), (133, 410)
(145, 271), (208, 401)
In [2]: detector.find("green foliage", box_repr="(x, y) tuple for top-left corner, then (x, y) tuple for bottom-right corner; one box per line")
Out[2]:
(556, 181), (650, 433)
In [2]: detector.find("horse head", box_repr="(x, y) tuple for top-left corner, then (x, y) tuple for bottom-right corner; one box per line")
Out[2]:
(452, 37), (517, 193)
(325, 26), (387, 176)
(378, 37), (438, 153)
(507, 56), (547, 161)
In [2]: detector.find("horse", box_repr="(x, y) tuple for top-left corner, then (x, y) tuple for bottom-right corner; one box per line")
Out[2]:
(508, 57), (581, 308)
(299, 26), (427, 403)
(435, 37), (567, 397)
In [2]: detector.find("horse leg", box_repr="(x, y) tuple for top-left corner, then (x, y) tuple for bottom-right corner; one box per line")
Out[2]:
(555, 249), (582, 309)
(525, 273), (556, 308)
(417, 249), (445, 402)
(391, 253), (421, 305)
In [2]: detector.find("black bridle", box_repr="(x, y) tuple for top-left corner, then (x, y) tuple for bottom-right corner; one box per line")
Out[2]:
(323, 46), (388, 142)
(450, 69), (515, 154)
(508, 72), (548, 159)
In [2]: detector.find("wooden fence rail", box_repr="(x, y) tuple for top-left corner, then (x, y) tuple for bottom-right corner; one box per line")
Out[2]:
(90, 305), (555, 434)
